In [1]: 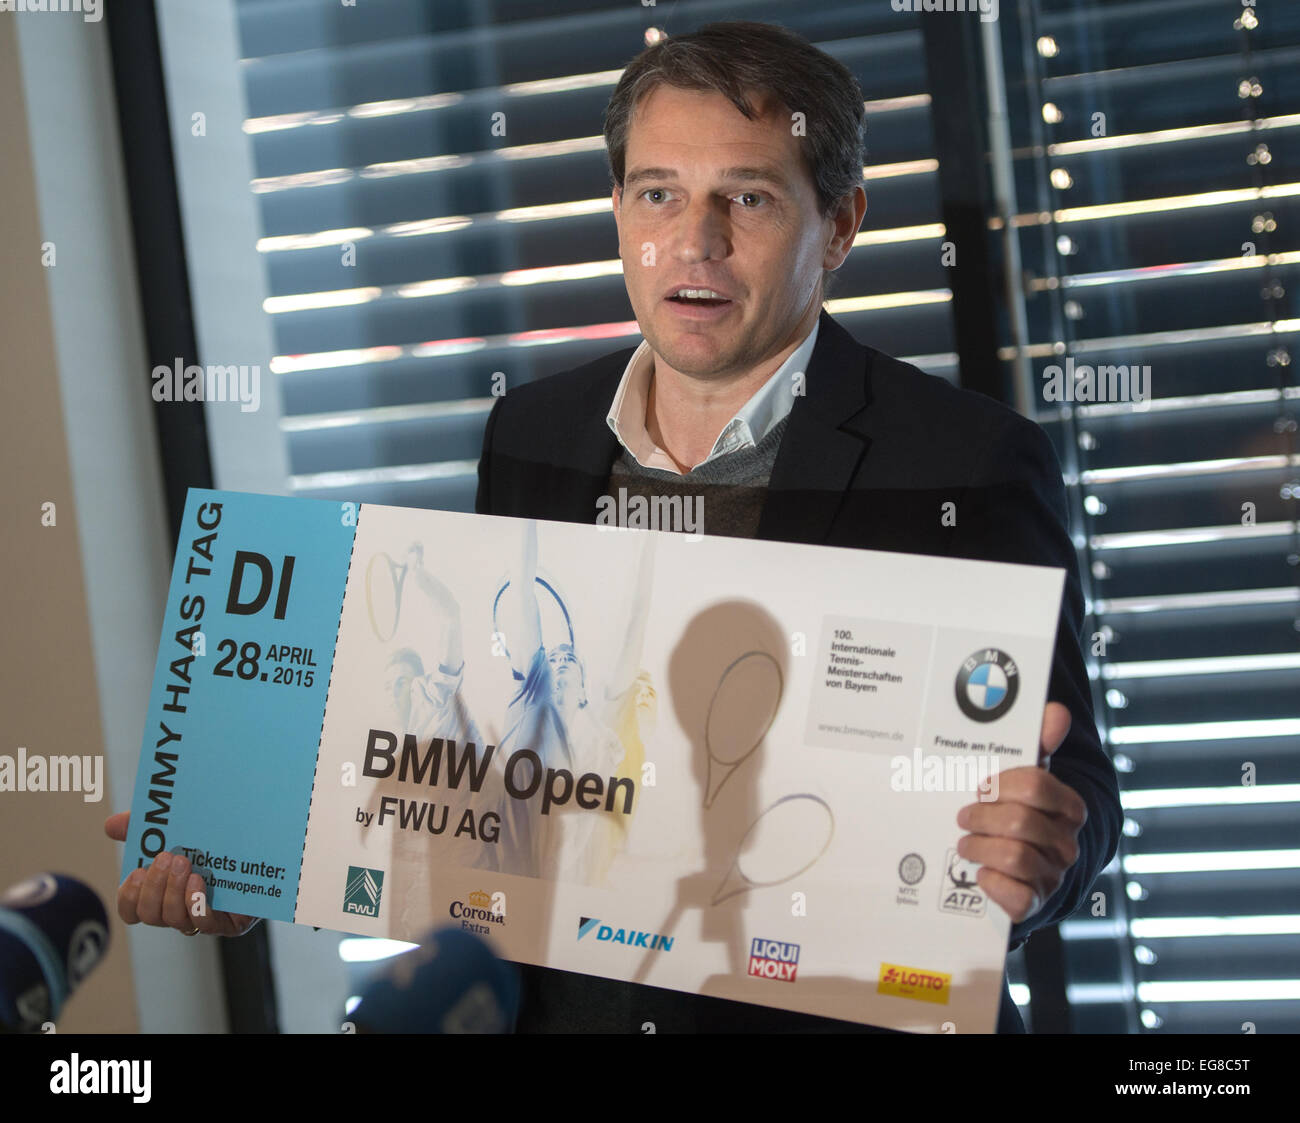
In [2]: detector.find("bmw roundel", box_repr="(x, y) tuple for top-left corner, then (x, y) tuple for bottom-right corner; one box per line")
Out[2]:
(955, 649), (1019, 722)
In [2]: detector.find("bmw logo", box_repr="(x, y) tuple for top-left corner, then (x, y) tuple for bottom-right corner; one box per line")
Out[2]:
(955, 649), (1019, 722)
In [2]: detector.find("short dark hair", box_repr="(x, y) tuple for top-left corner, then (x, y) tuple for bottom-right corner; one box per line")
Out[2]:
(603, 21), (865, 300)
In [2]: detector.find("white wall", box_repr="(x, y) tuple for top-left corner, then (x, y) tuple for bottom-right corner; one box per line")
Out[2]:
(9, 6), (227, 1032)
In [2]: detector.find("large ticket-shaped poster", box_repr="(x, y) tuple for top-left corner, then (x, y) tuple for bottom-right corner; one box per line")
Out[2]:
(124, 489), (1065, 1032)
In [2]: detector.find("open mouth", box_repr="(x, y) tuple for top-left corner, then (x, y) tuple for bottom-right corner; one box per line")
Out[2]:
(664, 287), (736, 318)
(668, 296), (730, 309)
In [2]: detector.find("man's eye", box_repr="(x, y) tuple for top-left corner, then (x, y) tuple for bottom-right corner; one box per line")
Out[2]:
(735, 192), (764, 208)
(641, 188), (669, 204)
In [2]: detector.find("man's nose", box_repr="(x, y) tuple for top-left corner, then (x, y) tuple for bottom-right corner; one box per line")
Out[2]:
(670, 197), (731, 265)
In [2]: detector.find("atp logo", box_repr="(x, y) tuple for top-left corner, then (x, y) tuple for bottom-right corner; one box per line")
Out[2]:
(955, 648), (1019, 722)
(938, 849), (987, 917)
(343, 866), (384, 917)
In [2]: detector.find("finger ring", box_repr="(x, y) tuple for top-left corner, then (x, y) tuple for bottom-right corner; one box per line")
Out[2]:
(183, 925), (199, 936)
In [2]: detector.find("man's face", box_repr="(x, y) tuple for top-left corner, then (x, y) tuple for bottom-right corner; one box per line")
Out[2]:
(612, 84), (843, 380)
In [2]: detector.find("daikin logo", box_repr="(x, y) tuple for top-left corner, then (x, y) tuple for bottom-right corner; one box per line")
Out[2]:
(577, 916), (673, 951)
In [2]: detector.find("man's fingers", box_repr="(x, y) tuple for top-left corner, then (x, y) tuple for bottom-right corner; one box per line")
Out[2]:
(976, 766), (1088, 826)
(960, 835), (1062, 924)
(974, 865), (1042, 925)
(134, 852), (175, 926)
(117, 867), (146, 925)
(184, 872), (251, 937)
(959, 783), (1085, 872)
(1039, 702), (1071, 763)
(161, 855), (197, 932)
(186, 874), (218, 935)
(104, 811), (129, 842)
(958, 826), (1066, 893)
(117, 855), (243, 936)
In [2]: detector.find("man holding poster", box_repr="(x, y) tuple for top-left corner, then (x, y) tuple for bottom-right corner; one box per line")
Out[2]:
(107, 19), (1119, 1035)
(473, 21), (1120, 1032)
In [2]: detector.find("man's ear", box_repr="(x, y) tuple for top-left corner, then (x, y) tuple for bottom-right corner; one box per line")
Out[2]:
(823, 185), (867, 271)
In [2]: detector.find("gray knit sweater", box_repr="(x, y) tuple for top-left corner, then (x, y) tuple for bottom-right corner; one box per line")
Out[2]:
(602, 415), (789, 539)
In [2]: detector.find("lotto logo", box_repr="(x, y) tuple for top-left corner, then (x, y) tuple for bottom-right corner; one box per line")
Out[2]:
(877, 962), (952, 1005)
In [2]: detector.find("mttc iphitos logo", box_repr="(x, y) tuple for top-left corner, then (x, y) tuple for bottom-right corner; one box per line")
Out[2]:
(747, 937), (800, 982)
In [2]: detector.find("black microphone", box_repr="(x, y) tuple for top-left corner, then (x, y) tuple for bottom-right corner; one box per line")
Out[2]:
(349, 926), (520, 1033)
(0, 873), (110, 1033)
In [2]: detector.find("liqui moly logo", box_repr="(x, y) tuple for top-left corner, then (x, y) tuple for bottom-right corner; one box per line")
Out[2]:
(748, 937), (800, 982)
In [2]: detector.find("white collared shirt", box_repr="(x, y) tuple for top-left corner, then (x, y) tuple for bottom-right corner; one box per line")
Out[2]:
(605, 319), (820, 474)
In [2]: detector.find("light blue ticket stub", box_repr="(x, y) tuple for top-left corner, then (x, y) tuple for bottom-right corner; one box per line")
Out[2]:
(125, 488), (1065, 1032)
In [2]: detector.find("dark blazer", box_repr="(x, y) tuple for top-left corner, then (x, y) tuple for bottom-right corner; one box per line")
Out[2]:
(475, 308), (1122, 1033)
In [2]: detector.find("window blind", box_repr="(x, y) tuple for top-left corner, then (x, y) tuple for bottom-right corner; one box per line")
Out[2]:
(1006, 0), (1300, 1033)
(233, 0), (953, 510)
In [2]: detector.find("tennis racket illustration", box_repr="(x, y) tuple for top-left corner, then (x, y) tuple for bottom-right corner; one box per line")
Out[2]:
(365, 552), (408, 642)
(702, 650), (783, 808)
(711, 794), (836, 905)
(491, 575), (575, 674)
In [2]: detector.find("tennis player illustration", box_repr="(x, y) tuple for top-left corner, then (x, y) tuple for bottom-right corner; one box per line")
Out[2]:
(484, 520), (656, 884)
(360, 541), (492, 934)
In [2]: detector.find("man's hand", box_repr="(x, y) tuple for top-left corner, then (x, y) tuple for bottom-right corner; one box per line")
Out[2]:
(955, 702), (1088, 924)
(104, 812), (258, 938)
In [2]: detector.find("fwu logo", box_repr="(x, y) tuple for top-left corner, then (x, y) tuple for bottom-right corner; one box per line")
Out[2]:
(343, 866), (384, 917)
(577, 916), (673, 951)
